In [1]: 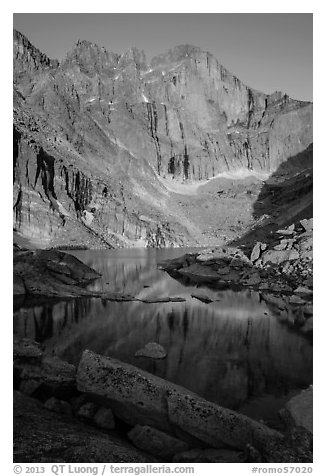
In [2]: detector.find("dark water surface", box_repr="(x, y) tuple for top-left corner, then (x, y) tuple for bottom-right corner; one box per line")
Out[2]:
(13, 248), (312, 426)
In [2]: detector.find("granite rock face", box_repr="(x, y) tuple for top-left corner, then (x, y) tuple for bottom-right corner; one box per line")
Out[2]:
(13, 30), (313, 248)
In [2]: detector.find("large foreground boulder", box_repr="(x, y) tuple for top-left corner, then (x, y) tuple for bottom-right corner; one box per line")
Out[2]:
(76, 350), (311, 461)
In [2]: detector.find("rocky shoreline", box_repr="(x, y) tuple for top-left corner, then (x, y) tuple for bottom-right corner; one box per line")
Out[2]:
(13, 247), (186, 303)
(14, 338), (312, 463)
(159, 218), (313, 335)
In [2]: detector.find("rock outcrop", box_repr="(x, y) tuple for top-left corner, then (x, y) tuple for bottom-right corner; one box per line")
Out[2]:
(13, 30), (313, 248)
(159, 218), (313, 338)
(13, 248), (101, 297)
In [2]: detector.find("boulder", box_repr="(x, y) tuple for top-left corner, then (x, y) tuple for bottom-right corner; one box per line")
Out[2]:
(245, 273), (261, 286)
(76, 350), (285, 455)
(94, 407), (115, 430)
(274, 242), (288, 251)
(261, 249), (297, 265)
(140, 297), (186, 303)
(178, 264), (220, 281)
(230, 257), (245, 268)
(267, 282), (292, 293)
(128, 425), (188, 458)
(289, 296), (306, 305)
(166, 389), (282, 452)
(300, 219), (313, 233)
(250, 242), (262, 262)
(135, 342), (167, 359)
(77, 350), (175, 432)
(276, 225), (295, 236)
(158, 254), (193, 271)
(77, 402), (98, 420)
(282, 387), (313, 434)
(13, 249), (101, 298)
(294, 286), (313, 297)
(191, 293), (214, 303)
(288, 250), (300, 261)
(44, 397), (73, 416)
(262, 294), (286, 309)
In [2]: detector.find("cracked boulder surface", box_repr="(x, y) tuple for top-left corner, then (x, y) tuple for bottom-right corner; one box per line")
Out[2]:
(13, 30), (312, 249)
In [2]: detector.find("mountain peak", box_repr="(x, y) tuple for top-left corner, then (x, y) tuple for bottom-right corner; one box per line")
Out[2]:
(62, 39), (119, 75)
(13, 29), (59, 74)
(118, 47), (147, 70)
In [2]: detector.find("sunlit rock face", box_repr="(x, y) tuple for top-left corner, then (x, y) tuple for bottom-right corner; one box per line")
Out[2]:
(13, 30), (312, 248)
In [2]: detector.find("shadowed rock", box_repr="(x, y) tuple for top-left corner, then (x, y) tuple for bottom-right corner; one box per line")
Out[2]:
(14, 338), (76, 401)
(44, 397), (73, 416)
(14, 391), (156, 463)
(128, 425), (188, 458)
(13, 249), (101, 297)
(93, 407), (115, 430)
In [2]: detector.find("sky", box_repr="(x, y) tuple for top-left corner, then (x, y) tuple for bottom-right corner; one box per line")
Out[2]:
(13, 13), (313, 101)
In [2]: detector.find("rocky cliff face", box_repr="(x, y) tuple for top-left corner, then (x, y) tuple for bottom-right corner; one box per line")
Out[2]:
(13, 30), (313, 248)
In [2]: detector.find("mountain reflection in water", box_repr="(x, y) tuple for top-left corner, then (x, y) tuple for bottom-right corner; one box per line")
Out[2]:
(13, 248), (312, 424)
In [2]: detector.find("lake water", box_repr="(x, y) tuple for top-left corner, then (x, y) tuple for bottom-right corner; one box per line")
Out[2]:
(13, 248), (312, 427)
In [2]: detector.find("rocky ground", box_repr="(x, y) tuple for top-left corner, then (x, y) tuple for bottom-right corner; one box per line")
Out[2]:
(13, 338), (312, 463)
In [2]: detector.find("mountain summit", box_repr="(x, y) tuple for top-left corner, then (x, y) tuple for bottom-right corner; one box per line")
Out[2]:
(13, 30), (312, 249)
